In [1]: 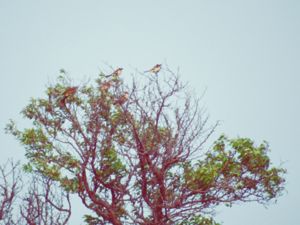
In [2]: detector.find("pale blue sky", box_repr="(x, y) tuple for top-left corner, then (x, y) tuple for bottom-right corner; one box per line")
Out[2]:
(0, 1), (299, 224)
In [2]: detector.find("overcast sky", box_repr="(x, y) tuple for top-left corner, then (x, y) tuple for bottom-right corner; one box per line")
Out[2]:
(0, 1), (299, 224)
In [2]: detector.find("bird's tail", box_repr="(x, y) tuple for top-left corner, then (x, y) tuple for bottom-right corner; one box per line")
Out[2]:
(59, 97), (66, 108)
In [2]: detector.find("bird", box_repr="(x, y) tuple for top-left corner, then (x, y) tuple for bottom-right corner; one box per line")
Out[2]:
(145, 64), (161, 74)
(100, 81), (112, 92)
(106, 68), (123, 78)
(114, 92), (129, 105)
(59, 86), (78, 107)
(62, 86), (78, 97)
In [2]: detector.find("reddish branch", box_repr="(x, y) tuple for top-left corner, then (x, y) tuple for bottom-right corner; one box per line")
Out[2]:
(0, 160), (21, 224)
(20, 177), (71, 225)
(0, 161), (71, 225)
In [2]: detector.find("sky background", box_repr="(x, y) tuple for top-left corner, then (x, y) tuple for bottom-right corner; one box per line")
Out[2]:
(0, 1), (299, 224)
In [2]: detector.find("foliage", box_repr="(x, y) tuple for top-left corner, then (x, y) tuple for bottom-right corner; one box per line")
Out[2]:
(179, 215), (221, 225)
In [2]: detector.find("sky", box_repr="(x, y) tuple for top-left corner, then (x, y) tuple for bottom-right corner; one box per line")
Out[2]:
(0, 0), (299, 224)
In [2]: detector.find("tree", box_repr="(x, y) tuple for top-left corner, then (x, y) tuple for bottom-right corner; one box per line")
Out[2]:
(6, 68), (285, 225)
(0, 160), (71, 225)
(19, 176), (71, 225)
(0, 160), (21, 225)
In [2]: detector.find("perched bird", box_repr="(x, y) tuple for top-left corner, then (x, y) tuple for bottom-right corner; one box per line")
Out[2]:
(145, 64), (161, 74)
(63, 86), (78, 97)
(114, 91), (129, 105)
(100, 81), (112, 92)
(106, 68), (123, 78)
(59, 86), (78, 107)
